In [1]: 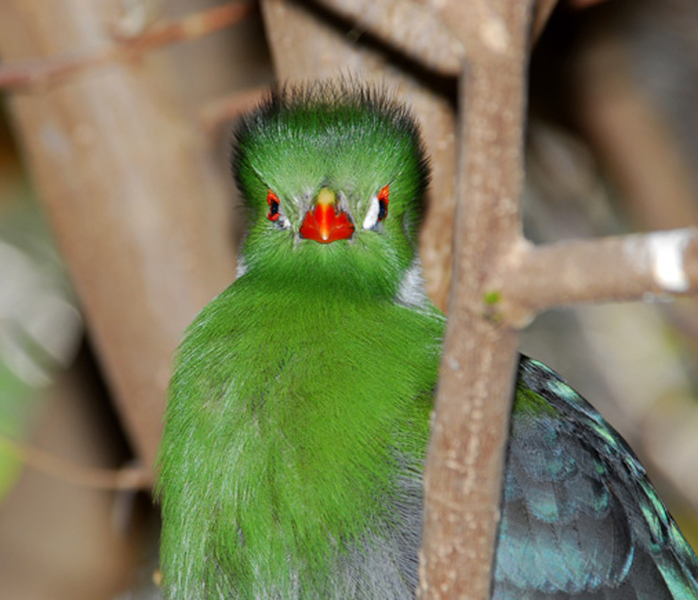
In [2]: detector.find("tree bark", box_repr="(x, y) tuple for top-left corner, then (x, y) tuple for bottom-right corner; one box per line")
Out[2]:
(419, 2), (535, 598)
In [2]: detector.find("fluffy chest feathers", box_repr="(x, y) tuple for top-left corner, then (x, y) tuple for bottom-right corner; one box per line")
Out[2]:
(159, 271), (443, 598)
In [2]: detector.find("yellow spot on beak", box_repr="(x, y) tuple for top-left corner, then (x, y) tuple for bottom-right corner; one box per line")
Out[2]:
(316, 187), (336, 207)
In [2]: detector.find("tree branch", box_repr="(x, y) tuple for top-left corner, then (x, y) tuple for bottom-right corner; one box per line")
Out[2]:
(0, 0), (239, 468)
(419, 1), (536, 598)
(493, 228), (698, 326)
(0, 1), (254, 90)
(0, 432), (152, 490)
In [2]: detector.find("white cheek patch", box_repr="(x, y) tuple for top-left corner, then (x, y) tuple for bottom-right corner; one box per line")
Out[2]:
(362, 195), (380, 230)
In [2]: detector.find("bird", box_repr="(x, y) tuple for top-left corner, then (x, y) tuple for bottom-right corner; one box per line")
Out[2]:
(156, 82), (698, 599)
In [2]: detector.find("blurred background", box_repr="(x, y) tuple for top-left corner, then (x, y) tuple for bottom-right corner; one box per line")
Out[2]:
(0, 0), (697, 597)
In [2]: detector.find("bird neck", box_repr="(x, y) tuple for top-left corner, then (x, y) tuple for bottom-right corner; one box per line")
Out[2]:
(238, 230), (419, 306)
(238, 265), (399, 309)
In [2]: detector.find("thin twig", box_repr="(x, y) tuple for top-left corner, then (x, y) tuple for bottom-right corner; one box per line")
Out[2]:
(0, 431), (152, 490)
(199, 86), (268, 135)
(0, 1), (254, 90)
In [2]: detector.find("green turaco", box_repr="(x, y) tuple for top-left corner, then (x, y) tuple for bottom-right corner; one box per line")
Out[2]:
(156, 82), (698, 599)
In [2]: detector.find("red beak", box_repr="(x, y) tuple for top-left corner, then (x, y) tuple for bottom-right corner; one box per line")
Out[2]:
(299, 188), (355, 244)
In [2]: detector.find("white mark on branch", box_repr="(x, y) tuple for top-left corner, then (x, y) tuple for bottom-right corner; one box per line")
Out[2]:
(41, 124), (71, 158)
(446, 354), (460, 371)
(480, 17), (509, 54)
(646, 229), (693, 292)
(115, 0), (151, 37)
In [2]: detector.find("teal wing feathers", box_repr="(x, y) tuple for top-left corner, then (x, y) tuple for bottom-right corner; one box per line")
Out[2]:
(493, 357), (698, 599)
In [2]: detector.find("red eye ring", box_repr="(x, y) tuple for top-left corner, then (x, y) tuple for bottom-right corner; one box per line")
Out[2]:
(267, 190), (280, 222)
(377, 184), (389, 221)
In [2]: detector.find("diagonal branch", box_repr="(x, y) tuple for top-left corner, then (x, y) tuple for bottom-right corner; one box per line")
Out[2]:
(0, 1), (254, 90)
(313, 0), (463, 76)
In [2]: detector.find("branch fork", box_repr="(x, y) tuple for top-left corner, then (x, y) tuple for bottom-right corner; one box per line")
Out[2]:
(420, 2), (698, 598)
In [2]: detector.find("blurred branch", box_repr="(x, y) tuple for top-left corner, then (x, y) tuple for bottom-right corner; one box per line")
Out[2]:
(0, 1), (254, 90)
(0, 432), (152, 490)
(314, 0), (463, 76)
(199, 86), (267, 135)
(495, 228), (698, 325)
(532, 0), (559, 42)
(0, 0), (238, 470)
(576, 39), (698, 231)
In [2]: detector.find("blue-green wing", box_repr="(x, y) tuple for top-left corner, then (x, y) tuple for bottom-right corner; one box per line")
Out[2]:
(493, 357), (698, 599)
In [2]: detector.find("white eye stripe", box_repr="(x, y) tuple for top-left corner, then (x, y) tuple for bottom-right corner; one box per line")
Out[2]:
(362, 195), (380, 230)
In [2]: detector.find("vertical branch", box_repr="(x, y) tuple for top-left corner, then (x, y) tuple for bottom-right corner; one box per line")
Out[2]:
(0, 0), (236, 468)
(420, 2), (535, 598)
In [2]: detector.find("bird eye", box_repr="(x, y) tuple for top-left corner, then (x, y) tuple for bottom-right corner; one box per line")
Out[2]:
(377, 185), (389, 221)
(362, 184), (390, 231)
(267, 190), (280, 222)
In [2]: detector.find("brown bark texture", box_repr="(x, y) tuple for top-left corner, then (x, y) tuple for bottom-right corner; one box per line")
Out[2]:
(419, 2), (535, 598)
(495, 229), (698, 326)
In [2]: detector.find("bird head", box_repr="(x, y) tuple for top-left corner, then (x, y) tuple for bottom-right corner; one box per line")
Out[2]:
(231, 83), (429, 300)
